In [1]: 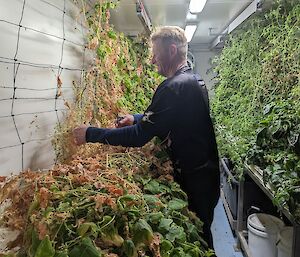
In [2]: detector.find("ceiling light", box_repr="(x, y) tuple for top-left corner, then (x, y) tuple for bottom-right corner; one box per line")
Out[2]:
(186, 12), (198, 21)
(185, 25), (197, 42)
(189, 0), (208, 14)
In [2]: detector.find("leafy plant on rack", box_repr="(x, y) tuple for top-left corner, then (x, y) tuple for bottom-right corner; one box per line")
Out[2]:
(212, 0), (300, 221)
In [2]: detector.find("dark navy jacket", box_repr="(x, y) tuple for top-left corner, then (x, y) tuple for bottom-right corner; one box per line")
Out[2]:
(86, 66), (219, 173)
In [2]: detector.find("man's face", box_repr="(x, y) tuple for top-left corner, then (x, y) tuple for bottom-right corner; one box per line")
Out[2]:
(151, 40), (172, 77)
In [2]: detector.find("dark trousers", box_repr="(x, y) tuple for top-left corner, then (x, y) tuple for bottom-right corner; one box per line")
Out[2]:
(174, 161), (220, 249)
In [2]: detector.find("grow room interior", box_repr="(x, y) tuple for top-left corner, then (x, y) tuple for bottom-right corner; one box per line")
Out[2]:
(0, 0), (299, 257)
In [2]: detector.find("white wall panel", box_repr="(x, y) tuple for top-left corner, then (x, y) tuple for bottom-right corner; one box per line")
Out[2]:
(0, 23), (19, 59)
(23, 139), (55, 172)
(0, 147), (23, 175)
(0, 99), (12, 117)
(61, 41), (85, 69)
(0, 118), (20, 148)
(0, 0), (24, 24)
(21, 0), (64, 38)
(17, 30), (63, 66)
(0, 0), (91, 176)
(191, 49), (218, 97)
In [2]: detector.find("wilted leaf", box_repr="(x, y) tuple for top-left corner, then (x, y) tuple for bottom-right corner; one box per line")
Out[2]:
(133, 219), (154, 246)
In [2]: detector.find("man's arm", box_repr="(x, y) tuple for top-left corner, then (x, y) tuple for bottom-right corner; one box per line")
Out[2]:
(133, 114), (143, 124)
(73, 86), (177, 147)
(74, 123), (153, 147)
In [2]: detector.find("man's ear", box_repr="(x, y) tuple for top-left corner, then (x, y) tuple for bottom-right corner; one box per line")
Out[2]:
(169, 44), (178, 58)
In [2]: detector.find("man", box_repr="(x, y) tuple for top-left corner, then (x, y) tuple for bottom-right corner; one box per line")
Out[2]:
(73, 26), (220, 249)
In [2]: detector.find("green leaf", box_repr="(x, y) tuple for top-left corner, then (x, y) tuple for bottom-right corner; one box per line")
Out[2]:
(166, 224), (186, 242)
(187, 248), (201, 257)
(143, 194), (163, 209)
(137, 176), (151, 185)
(170, 183), (188, 200)
(56, 202), (70, 212)
(133, 219), (154, 246)
(185, 222), (201, 242)
(144, 180), (161, 194)
(180, 242), (202, 257)
(146, 212), (164, 225)
(77, 222), (98, 237)
(44, 207), (55, 218)
(69, 237), (101, 257)
(168, 198), (188, 211)
(160, 239), (173, 252)
(158, 218), (173, 234)
(107, 29), (117, 39)
(34, 235), (55, 257)
(31, 229), (41, 256)
(54, 252), (68, 257)
(117, 194), (137, 210)
(170, 247), (186, 257)
(123, 240), (138, 257)
(100, 216), (124, 247)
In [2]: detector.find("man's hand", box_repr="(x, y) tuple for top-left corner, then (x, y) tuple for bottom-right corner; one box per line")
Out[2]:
(115, 114), (134, 128)
(72, 125), (89, 145)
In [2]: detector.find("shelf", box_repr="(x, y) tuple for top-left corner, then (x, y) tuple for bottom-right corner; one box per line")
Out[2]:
(244, 164), (294, 223)
(236, 164), (300, 257)
(237, 231), (253, 257)
(220, 188), (237, 232)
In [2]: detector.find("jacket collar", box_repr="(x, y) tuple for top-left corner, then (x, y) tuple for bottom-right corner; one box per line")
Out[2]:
(174, 65), (191, 76)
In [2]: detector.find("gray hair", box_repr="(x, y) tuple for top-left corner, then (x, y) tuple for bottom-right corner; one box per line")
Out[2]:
(151, 26), (188, 60)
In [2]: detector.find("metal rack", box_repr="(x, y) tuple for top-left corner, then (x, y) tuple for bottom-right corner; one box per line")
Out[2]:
(220, 158), (238, 232)
(236, 164), (300, 257)
(220, 188), (237, 232)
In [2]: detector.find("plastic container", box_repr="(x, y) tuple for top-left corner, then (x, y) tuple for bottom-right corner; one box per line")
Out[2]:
(277, 227), (293, 257)
(247, 213), (284, 257)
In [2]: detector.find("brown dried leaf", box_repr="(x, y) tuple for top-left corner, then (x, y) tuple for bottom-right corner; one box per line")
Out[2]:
(37, 222), (48, 240)
(39, 187), (50, 209)
(88, 37), (99, 49)
(64, 101), (71, 109)
(150, 233), (161, 257)
(57, 76), (62, 87)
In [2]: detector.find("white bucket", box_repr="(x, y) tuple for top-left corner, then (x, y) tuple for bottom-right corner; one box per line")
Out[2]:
(277, 227), (293, 257)
(247, 213), (284, 257)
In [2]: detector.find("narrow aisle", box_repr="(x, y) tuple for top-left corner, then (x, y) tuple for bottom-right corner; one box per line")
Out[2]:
(211, 199), (244, 257)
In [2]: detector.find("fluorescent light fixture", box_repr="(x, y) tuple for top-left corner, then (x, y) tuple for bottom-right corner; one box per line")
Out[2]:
(136, 0), (152, 34)
(189, 0), (208, 13)
(185, 25), (197, 42)
(186, 12), (198, 21)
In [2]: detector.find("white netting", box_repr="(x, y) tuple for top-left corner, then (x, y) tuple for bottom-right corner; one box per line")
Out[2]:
(0, 0), (91, 175)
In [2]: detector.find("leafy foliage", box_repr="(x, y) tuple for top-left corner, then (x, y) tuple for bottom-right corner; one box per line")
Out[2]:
(212, 0), (300, 221)
(52, 0), (162, 162)
(0, 152), (213, 256)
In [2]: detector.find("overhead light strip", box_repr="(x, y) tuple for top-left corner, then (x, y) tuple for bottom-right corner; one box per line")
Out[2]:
(185, 25), (197, 42)
(189, 0), (208, 14)
(228, 0), (259, 33)
(210, 0), (261, 49)
(136, 0), (152, 34)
